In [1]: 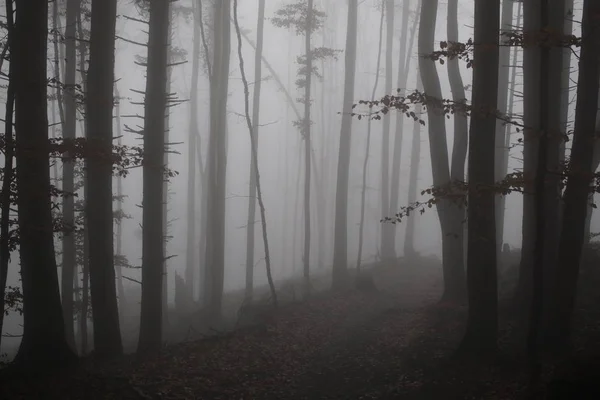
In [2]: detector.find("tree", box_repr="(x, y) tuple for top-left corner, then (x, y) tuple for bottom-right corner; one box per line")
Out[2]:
(494, 0), (515, 254)
(332, 0), (358, 289)
(404, 71), (422, 258)
(12, 0), (76, 368)
(204, 0), (230, 319)
(388, 0), (413, 257)
(380, 0), (395, 261)
(139, 0), (170, 353)
(232, 0), (278, 307)
(546, 0), (600, 352)
(357, 3), (385, 272)
(86, 0), (122, 357)
(245, 0), (266, 302)
(61, 0), (82, 351)
(458, 0), (500, 356)
(417, 0), (465, 302)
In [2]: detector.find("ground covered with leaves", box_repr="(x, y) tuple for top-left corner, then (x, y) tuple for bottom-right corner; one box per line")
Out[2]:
(2, 256), (600, 399)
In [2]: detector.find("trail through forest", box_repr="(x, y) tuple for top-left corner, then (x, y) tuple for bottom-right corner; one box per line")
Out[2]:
(2, 256), (597, 399)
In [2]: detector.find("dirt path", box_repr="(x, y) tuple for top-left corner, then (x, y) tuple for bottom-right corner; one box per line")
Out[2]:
(0, 259), (446, 399)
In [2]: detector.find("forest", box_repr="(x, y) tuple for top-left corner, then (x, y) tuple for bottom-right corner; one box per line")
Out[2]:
(1, 0), (600, 398)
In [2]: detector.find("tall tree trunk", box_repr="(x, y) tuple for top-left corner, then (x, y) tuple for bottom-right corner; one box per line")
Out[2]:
(446, 0), (468, 286)
(459, 0), (500, 356)
(12, 0), (75, 368)
(86, 0), (122, 357)
(388, 0), (411, 256)
(233, 0), (278, 306)
(244, 0), (266, 302)
(404, 72), (422, 258)
(139, 0), (170, 353)
(303, 0), (314, 298)
(357, 4), (384, 271)
(204, 0), (230, 319)
(380, 0), (395, 261)
(515, 0), (542, 311)
(546, 0), (600, 351)
(494, 0), (514, 253)
(114, 87), (126, 321)
(0, 0), (15, 352)
(418, 0), (465, 302)
(186, 0), (201, 305)
(61, 0), (81, 352)
(332, 0), (358, 289)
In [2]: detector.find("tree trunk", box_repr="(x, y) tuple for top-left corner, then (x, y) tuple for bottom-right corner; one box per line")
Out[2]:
(139, 0), (170, 353)
(303, 0), (314, 298)
(114, 87), (126, 321)
(494, 0), (514, 253)
(546, 0), (600, 351)
(86, 0), (122, 357)
(0, 0), (15, 352)
(186, 0), (201, 306)
(61, 0), (81, 352)
(418, 0), (465, 302)
(515, 0), (541, 311)
(204, 0), (230, 319)
(244, 0), (266, 302)
(459, 0), (500, 356)
(388, 0), (411, 257)
(357, 5), (385, 271)
(380, 0), (395, 261)
(12, 0), (75, 368)
(404, 72), (422, 258)
(332, 0), (358, 289)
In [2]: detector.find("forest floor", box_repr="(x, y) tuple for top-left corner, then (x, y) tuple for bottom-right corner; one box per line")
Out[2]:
(2, 255), (600, 399)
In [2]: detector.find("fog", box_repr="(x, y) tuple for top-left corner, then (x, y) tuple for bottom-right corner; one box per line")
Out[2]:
(0, 0), (591, 359)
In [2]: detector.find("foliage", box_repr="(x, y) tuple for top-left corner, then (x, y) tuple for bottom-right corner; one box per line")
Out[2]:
(3, 286), (22, 316)
(271, 1), (327, 35)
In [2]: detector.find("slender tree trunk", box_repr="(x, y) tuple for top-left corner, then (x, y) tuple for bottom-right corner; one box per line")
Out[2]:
(204, 0), (230, 319)
(418, 0), (465, 302)
(332, 0), (358, 289)
(115, 87), (126, 322)
(233, 0), (277, 306)
(139, 0), (170, 353)
(494, 0), (514, 253)
(186, 0), (201, 305)
(303, 0), (314, 298)
(446, 0), (468, 286)
(61, 0), (81, 352)
(0, 0), (15, 352)
(357, 5), (385, 271)
(244, 0), (266, 302)
(546, 0), (600, 351)
(459, 0), (500, 356)
(388, 0), (411, 256)
(404, 72), (422, 258)
(13, 0), (76, 368)
(86, 0), (122, 357)
(380, 0), (395, 261)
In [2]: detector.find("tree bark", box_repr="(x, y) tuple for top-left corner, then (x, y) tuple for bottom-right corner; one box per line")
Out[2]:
(418, 0), (465, 302)
(303, 0), (314, 298)
(494, 0), (514, 253)
(380, 0), (395, 261)
(459, 0), (500, 356)
(61, 0), (81, 352)
(204, 0), (230, 318)
(404, 72), (422, 258)
(13, 0), (76, 368)
(546, 0), (600, 351)
(139, 0), (170, 353)
(332, 0), (358, 289)
(388, 0), (411, 256)
(244, 0), (266, 302)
